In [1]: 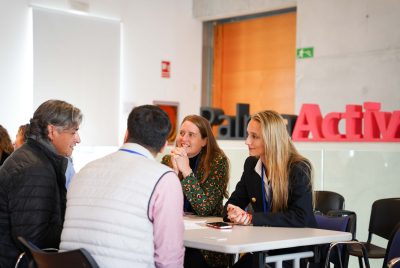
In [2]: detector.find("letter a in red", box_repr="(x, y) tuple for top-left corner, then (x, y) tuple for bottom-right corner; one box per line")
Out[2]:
(292, 104), (324, 141)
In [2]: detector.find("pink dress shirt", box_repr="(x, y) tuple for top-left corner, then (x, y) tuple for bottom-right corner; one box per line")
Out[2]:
(149, 171), (185, 268)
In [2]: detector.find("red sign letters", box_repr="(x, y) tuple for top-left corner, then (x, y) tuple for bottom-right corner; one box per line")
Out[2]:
(292, 102), (400, 142)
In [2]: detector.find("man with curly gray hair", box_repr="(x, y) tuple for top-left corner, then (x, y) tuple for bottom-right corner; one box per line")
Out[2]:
(0, 99), (82, 268)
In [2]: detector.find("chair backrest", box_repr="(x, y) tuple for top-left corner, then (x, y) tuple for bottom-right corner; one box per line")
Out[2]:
(368, 198), (400, 241)
(315, 214), (349, 232)
(383, 222), (400, 268)
(327, 209), (357, 240)
(17, 236), (99, 268)
(314, 190), (345, 215)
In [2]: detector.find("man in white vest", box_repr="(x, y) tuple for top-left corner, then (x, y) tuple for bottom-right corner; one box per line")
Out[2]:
(60, 105), (184, 268)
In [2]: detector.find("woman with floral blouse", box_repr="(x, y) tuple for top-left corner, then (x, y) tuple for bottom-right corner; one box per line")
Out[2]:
(162, 114), (230, 268)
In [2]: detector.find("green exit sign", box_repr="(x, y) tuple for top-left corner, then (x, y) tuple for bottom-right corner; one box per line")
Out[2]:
(297, 47), (314, 59)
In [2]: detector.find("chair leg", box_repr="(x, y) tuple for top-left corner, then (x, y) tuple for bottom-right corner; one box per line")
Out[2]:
(14, 252), (25, 268)
(357, 256), (363, 267)
(342, 249), (350, 268)
(358, 246), (370, 268)
(259, 252), (267, 268)
(293, 258), (301, 268)
(228, 254), (238, 267)
(325, 243), (343, 268)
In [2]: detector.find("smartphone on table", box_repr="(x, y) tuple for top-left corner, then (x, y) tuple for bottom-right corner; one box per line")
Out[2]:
(206, 221), (233, 229)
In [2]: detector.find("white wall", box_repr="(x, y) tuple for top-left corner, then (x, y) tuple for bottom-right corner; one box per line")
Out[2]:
(193, 0), (400, 115)
(0, 0), (202, 144)
(0, 0), (33, 139)
(33, 7), (121, 146)
(120, 1), (202, 141)
(193, 0), (296, 21)
(296, 0), (400, 114)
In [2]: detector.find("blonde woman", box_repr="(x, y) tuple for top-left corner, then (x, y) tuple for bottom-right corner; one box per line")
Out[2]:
(224, 110), (316, 268)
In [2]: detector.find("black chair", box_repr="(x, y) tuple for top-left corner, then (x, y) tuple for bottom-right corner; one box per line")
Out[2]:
(348, 198), (400, 267)
(17, 236), (99, 268)
(327, 210), (357, 240)
(311, 213), (368, 268)
(383, 223), (400, 268)
(314, 190), (345, 215)
(327, 210), (358, 266)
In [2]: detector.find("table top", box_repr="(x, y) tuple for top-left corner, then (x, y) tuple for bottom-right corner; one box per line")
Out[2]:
(183, 215), (352, 254)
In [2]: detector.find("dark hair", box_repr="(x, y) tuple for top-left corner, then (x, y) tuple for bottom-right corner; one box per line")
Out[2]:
(27, 100), (82, 141)
(127, 105), (171, 153)
(0, 124), (14, 155)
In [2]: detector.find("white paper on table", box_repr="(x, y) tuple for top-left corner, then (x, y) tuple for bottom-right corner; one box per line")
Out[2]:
(184, 218), (208, 230)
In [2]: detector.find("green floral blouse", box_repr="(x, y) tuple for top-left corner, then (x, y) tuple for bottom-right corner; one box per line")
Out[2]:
(161, 152), (230, 267)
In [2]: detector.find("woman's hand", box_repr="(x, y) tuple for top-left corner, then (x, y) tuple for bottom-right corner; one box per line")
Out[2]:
(171, 146), (192, 177)
(170, 156), (179, 175)
(227, 204), (252, 225)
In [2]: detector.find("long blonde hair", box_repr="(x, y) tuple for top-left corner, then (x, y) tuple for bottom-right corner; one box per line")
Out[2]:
(252, 110), (312, 212)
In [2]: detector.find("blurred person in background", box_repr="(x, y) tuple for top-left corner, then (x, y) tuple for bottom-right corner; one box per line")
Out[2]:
(0, 124), (14, 166)
(14, 123), (29, 150)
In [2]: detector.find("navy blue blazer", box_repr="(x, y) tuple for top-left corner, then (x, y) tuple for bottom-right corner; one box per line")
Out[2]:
(223, 156), (317, 228)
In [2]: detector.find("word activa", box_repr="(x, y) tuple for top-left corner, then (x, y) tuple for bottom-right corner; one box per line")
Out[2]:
(292, 102), (400, 142)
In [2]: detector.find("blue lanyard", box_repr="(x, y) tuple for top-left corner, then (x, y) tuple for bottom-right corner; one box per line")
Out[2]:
(261, 165), (271, 214)
(119, 148), (147, 158)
